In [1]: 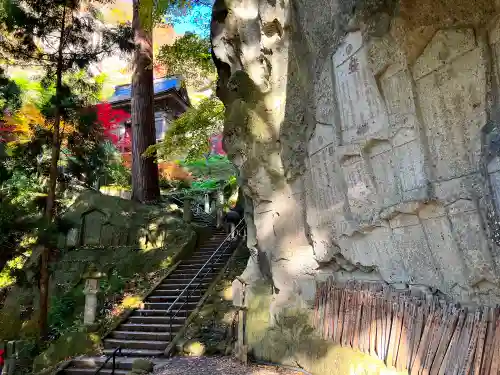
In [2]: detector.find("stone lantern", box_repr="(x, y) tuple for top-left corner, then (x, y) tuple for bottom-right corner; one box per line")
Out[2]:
(82, 265), (105, 327)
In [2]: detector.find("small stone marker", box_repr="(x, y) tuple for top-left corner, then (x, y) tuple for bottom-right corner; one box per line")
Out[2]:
(83, 266), (105, 326)
(183, 198), (192, 223)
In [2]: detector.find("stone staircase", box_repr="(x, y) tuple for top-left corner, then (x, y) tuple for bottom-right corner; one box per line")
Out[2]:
(61, 228), (239, 375)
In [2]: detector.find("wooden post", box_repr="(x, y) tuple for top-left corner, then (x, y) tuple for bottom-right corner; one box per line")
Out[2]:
(236, 283), (248, 363)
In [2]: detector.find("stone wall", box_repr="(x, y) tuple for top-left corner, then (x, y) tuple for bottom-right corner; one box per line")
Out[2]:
(60, 190), (183, 249)
(211, 0), (500, 363)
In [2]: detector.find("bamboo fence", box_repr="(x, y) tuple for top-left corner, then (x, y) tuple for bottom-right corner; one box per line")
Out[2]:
(312, 278), (500, 375)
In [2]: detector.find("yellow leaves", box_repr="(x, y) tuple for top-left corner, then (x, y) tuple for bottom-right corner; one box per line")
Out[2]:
(4, 103), (45, 142)
(3, 104), (76, 144)
(100, 0), (132, 25)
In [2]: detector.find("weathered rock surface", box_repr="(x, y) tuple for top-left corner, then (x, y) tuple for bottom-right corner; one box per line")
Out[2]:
(211, 0), (500, 317)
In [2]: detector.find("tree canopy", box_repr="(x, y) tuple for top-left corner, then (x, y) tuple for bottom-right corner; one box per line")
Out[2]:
(146, 96), (224, 162)
(157, 32), (215, 90)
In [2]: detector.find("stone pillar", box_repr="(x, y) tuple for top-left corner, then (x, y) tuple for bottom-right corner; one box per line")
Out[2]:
(3, 341), (16, 375)
(83, 278), (99, 326)
(183, 198), (192, 223)
(216, 189), (225, 229)
(204, 194), (210, 214)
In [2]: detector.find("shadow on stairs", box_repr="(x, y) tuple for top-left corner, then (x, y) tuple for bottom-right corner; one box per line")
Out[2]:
(60, 223), (244, 375)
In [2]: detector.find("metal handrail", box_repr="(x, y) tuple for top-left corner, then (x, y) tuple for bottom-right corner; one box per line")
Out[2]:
(165, 219), (245, 332)
(94, 347), (121, 375)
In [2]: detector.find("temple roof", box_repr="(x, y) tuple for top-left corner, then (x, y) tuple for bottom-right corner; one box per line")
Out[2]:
(108, 76), (188, 105)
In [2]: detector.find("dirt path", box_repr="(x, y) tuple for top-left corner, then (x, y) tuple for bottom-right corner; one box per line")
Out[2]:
(154, 356), (304, 375)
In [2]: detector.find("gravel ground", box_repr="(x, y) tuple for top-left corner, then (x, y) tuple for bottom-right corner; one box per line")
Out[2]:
(154, 356), (303, 375)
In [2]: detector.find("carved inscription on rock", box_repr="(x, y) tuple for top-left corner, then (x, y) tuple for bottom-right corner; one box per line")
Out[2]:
(333, 31), (388, 144)
(414, 29), (486, 181)
(339, 149), (377, 221)
(309, 144), (344, 219)
(389, 213), (443, 288)
(367, 140), (399, 208)
(418, 204), (468, 294)
(447, 200), (496, 286)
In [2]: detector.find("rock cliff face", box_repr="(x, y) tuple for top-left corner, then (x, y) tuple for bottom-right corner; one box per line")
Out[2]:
(211, 0), (500, 317)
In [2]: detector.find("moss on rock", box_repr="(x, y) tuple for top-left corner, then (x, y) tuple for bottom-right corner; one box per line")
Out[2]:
(245, 282), (404, 375)
(33, 330), (101, 373)
(130, 359), (154, 373)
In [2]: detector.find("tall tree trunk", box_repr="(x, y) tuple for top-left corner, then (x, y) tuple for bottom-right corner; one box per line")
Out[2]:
(40, 3), (66, 340)
(131, 0), (160, 203)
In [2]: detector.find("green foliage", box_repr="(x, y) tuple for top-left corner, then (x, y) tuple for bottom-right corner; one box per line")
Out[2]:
(182, 155), (236, 181)
(156, 0), (213, 25)
(101, 142), (131, 187)
(0, 252), (29, 288)
(0, 67), (21, 112)
(0, 192), (198, 370)
(157, 32), (215, 90)
(0, 0), (131, 72)
(106, 161), (131, 187)
(47, 289), (84, 339)
(146, 96), (224, 161)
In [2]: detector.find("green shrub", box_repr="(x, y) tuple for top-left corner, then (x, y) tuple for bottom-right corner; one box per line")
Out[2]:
(0, 305), (23, 341)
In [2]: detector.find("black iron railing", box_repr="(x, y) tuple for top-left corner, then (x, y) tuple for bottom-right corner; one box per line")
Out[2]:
(165, 219), (245, 334)
(94, 347), (121, 375)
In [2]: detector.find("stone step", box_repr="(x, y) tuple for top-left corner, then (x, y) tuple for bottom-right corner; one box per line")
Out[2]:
(150, 284), (208, 294)
(196, 247), (229, 253)
(148, 289), (204, 297)
(189, 254), (230, 262)
(200, 239), (225, 244)
(143, 301), (198, 310)
(104, 338), (169, 350)
(133, 308), (192, 316)
(70, 356), (133, 370)
(155, 281), (210, 289)
(146, 294), (203, 302)
(119, 323), (183, 332)
(153, 288), (208, 297)
(103, 348), (163, 358)
(178, 261), (225, 268)
(175, 266), (224, 273)
(177, 261), (216, 268)
(110, 330), (173, 341)
(197, 245), (228, 250)
(61, 230), (239, 375)
(127, 315), (186, 324)
(64, 367), (129, 375)
(161, 278), (212, 284)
